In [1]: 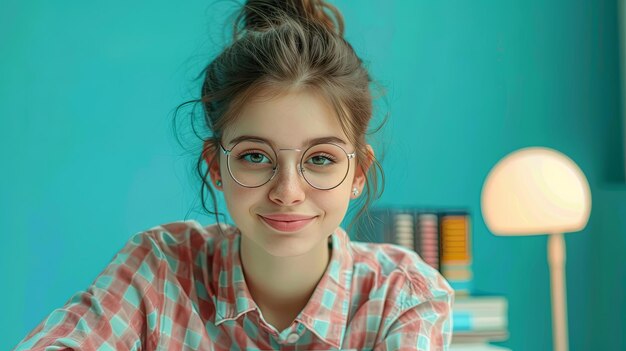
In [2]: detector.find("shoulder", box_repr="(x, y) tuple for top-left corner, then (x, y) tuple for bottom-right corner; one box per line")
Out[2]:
(348, 238), (453, 308)
(137, 220), (232, 243)
(347, 243), (454, 350)
(120, 220), (238, 267)
(134, 220), (236, 244)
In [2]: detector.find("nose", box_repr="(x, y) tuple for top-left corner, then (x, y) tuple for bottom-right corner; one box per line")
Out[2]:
(268, 160), (307, 206)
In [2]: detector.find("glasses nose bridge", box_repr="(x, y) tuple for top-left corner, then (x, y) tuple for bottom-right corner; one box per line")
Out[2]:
(274, 147), (304, 175)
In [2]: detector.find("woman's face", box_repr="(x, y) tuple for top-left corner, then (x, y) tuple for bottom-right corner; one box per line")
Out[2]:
(208, 89), (368, 257)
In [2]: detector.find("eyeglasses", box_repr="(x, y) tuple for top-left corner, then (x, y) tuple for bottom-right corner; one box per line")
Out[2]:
(219, 138), (356, 190)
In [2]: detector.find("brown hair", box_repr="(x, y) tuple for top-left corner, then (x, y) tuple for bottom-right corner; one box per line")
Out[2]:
(173, 0), (387, 236)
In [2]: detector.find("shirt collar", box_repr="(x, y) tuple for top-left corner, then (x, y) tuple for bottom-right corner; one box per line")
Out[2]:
(212, 226), (354, 349)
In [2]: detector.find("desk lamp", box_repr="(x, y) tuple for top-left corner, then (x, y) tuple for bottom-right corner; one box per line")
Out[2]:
(480, 147), (591, 351)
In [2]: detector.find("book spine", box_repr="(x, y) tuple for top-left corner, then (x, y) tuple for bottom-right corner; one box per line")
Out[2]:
(416, 212), (439, 270)
(439, 212), (473, 295)
(453, 297), (508, 315)
(453, 313), (508, 332)
(393, 211), (415, 251)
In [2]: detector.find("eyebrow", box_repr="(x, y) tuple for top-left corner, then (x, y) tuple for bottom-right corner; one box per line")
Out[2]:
(226, 135), (348, 148)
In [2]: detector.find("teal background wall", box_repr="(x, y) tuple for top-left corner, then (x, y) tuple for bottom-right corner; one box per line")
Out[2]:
(1, 1), (623, 350)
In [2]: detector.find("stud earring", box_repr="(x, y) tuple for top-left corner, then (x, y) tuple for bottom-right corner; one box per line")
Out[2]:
(216, 179), (222, 187)
(352, 187), (359, 196)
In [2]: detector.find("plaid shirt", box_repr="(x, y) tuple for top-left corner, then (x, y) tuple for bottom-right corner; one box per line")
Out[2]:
(14, 220), (454, 350)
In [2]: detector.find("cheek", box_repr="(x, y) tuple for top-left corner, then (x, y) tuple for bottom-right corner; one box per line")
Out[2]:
(326, 169), (355, 202)
(314, 186), (351, 212)
(222, 181), (257, 216)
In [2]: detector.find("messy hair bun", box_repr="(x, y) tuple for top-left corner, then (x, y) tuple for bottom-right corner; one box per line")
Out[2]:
(174, 0), (386, 236)
(235, 0), (344, 37)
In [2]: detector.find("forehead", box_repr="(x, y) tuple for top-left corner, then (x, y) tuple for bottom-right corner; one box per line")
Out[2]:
(222, 89), (350, 148)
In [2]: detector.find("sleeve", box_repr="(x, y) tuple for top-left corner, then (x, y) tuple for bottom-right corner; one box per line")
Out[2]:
(374, 291), (454, 351)
(12, 231), (165, 351)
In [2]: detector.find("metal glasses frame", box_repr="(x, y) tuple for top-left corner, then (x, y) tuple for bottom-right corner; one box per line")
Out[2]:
(219, 138), (356, 190)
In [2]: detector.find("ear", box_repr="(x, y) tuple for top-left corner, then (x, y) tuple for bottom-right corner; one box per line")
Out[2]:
(351, 144), (374, 199)
(203, 140), (223, 191)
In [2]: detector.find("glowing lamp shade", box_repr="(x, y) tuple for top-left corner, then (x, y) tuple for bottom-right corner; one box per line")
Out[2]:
(480, 147), (592, 351)
(482, 147), (592, 236)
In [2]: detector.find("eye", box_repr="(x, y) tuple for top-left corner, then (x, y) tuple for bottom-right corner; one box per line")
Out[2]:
(239, 151), (271, 164)
(306, 153), (336, 166)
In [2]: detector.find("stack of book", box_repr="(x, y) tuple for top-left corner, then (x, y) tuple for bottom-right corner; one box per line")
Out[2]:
(451, 295), (509, 349)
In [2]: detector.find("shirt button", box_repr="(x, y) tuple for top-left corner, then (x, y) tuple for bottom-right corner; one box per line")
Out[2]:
(286, 332), (300, 343)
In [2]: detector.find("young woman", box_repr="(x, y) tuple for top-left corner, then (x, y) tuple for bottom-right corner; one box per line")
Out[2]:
(14, 1), (453, 350)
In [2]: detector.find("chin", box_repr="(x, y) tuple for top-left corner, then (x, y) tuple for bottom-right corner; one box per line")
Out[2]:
(250, 226), (327, 258)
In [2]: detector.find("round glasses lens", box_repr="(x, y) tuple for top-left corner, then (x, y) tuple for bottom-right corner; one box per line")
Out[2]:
(301, 143), (350, 189)
(228, 140), (276, 187)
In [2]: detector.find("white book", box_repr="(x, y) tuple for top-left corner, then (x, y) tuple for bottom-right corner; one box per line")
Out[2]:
(454, 315), (508, 331)
(453, 296), (508, 316)
(449, 343), (512, 351)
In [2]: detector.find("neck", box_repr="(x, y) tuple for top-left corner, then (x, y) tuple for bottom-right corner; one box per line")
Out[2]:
(240, 234), (331, 312)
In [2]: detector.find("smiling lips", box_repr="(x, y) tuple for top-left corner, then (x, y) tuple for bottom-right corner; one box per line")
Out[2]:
(259, 214), (317, 233)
